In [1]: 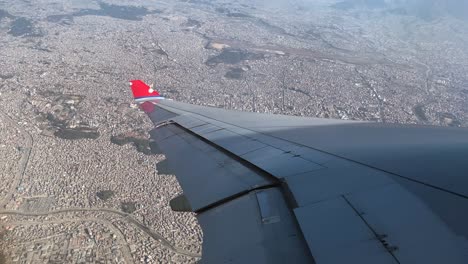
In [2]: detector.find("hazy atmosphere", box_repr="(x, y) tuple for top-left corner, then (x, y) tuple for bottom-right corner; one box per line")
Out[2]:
(0, 0), (467, 263)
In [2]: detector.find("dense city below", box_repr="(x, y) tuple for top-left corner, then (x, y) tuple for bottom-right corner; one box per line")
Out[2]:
(0, 0), (467, 263)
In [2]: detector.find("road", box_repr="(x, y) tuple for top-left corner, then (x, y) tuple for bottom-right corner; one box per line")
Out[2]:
(0, 208), (200, 258)
(0, 110), (33, 209)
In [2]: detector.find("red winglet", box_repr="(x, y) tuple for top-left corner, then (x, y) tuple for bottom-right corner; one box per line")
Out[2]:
(129, 80), (160, 99)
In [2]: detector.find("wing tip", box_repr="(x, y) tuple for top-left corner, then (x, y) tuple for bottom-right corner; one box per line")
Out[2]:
(129, 80), (162, 101)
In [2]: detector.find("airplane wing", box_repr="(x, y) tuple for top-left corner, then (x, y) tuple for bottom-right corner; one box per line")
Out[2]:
(129, 80), (468, 264)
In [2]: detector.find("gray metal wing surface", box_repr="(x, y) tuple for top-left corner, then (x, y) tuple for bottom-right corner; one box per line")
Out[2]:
(142, 99), (468, 264)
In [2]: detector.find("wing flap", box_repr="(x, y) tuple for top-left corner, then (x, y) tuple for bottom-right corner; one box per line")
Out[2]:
(346, 184), (468, 263)
(294, 197), (398, 264)
(198, 188), (313, 264)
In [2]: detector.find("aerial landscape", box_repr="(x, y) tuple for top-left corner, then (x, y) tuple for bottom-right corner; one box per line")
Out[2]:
(0, 0), (467, 263)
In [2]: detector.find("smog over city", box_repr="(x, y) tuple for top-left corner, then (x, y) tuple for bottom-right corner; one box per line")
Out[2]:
(0, 0), (467, 263)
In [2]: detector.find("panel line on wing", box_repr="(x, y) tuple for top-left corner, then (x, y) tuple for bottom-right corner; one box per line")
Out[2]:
(342, 195), (401, 263)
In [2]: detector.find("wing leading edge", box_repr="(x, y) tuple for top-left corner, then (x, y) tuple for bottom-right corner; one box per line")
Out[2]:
(130, 81), (468, 263)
